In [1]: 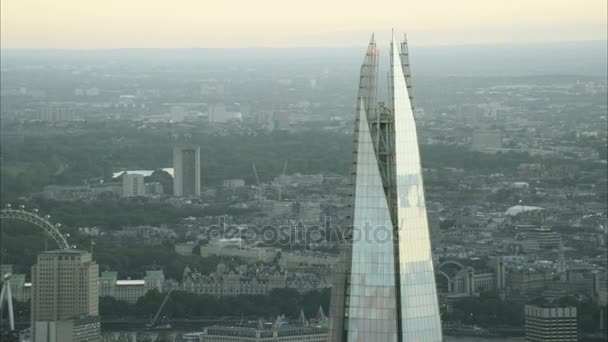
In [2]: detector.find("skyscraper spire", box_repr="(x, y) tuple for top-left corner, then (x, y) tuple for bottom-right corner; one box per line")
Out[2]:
(355, 33), (379, 124)
(329, 32), (442, 342)
(400, 33), (415, 110)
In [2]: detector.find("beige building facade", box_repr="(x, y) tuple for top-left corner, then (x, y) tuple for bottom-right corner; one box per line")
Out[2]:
(31, 249), (100, 342)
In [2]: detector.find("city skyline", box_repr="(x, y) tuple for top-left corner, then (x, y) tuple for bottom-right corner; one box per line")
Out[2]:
(1, 0), (606, 49)
(0, 2), (606, 340)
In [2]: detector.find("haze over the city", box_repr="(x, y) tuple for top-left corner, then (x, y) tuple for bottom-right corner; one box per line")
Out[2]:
(1, 0), (607, 48)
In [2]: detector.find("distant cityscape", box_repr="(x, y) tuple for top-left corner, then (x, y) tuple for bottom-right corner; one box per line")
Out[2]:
(0, 37), (607, 342)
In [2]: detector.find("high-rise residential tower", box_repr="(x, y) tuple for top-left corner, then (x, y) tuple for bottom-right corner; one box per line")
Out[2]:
(328, 33), (442, 342)
(31, 249), (100, 342)
(173, 145), (201, 197)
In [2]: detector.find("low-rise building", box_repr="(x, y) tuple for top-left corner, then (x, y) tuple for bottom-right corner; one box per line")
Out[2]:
(199, 245), (336, 267)
(199, 245), (280, 263)
(223, 179), (246, 188)
(525, 228), (562, 249)
(91, 182), (122, 197)
(99, 270), (164, 304)
(507, 268), (549, 295)
(175, 242), (197, 256)
(436, 259), (497, 298)
(145, 182), (164, 195)
(181, 264), (330, 297)
(201, 324), (328, 342)
(42, 185), (92, 201)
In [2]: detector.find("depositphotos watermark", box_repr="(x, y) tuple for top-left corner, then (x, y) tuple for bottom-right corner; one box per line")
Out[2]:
(199, 217), (396, 247)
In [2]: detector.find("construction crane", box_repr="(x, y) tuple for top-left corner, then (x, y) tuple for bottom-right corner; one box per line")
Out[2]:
(252, 164), (264, 200)
(274, 160), (288, 201)
(146, 289), (173, 329)
(252, 164), (261, 186)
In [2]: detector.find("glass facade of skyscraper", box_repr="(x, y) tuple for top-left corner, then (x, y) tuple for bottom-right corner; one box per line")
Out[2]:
(329, 33), (442, 342)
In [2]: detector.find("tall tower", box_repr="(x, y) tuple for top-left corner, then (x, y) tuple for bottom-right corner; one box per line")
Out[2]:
(31, 249), (100, 341)
(328, 33), (442, 342)
(173, 145), (201, 197)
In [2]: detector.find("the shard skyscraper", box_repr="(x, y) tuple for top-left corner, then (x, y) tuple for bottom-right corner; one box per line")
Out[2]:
(328, 33), (442, 342)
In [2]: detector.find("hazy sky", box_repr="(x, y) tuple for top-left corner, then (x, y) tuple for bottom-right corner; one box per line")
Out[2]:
(2, 0), (606, 48)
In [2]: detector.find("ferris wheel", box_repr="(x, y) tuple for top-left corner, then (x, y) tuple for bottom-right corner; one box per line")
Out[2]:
(0, 204), (70, 250)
